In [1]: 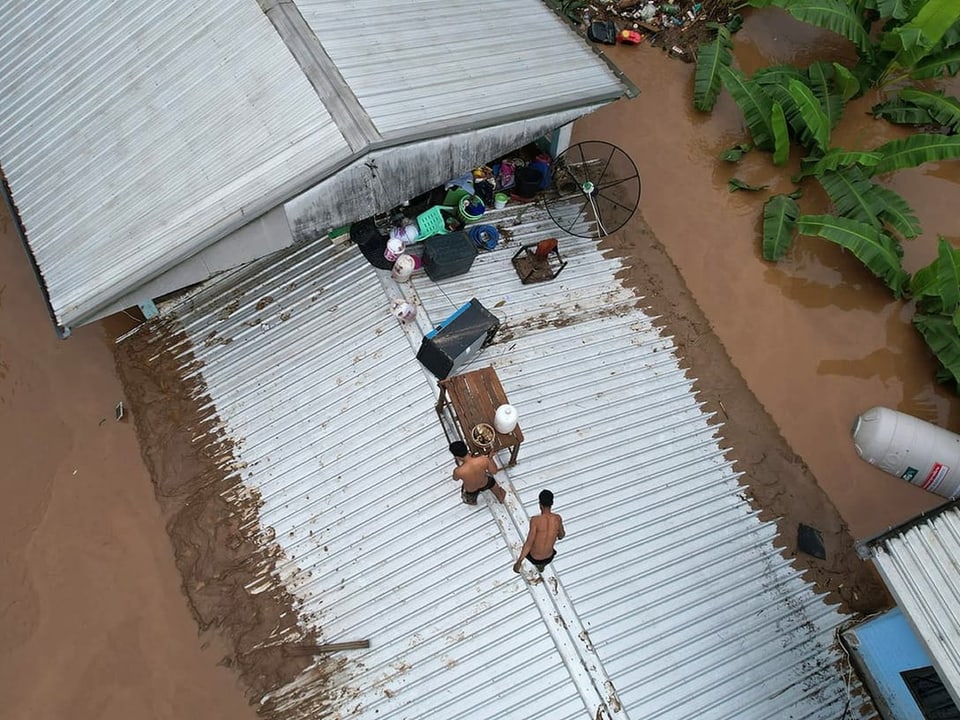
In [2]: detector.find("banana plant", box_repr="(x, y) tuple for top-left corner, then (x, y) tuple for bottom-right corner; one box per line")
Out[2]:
(762, 194), (800, 260)
(870, 185), (923, 239)
(911, 237), (960, 314)
(691, 0), (960, 392)
(871, 98), (937, 125)
(799, 148), (881, 176)
(693, 26), (734, 111)
(816, 167), (885, 225)
(743, 0), (874, 54)
(796, 215), (910, 297)
(897, 88), (960, 131)
(914, 313), (960, 392)
(870, 133), (960, 174)
(720, 66), (776, 150)
(807, 61), (846, 127)
(878, 0), (960, 85)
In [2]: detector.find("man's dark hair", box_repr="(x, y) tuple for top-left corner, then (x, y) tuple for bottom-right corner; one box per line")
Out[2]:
(539, 489), (554, 507)
(449, 441), (469, 458)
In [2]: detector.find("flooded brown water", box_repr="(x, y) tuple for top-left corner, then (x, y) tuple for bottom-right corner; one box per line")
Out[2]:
(0, 206), (257, 719)
(576, 8), (960, 539)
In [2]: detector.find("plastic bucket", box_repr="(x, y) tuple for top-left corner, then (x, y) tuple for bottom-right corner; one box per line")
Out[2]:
(459, 195), (485, 222)
(494, 193), (509, 209)
(514, 166), (543, 198)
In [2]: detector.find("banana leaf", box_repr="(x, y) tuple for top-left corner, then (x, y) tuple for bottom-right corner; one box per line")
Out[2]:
(899, 88), (960, 131)
(721, 143), (752, 162)
(871, 98), (936, 125)
(870, 184), (922, 239)
(800, 148), (882, 177)
(753, 65), (806, 86)
(771, 101), (790, 165)
(694, 26), (734, 112)
(871, 133), (960, 174)
(789, 79), (831, 151)
(876, 0), (911, 21)
(771, 0), (874, 54)
(728, 177), (769, 192)
(913, 312), (960, 391)
(807, 61), (845, 128)
(940, 19), (960, 48)
(817, 167), (884, 225)
(935, 236), (960, 312)
(909, 46), (960, 79)
(762, 194), (800, 260)
(720, 66), (775, 151)
(832, 62), (861, 100)
(910, 237), (960, 312)
(911, 264), (941, 312)
(796, 214), (910, 297)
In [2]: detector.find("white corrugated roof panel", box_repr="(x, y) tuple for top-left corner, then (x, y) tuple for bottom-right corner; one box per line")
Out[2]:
(153, 200), (871, 718)
(1, 1), (628, 334)
(866, 506), (960, 708)
(0, 0), (347, 330)
(297, 0), (626, 137)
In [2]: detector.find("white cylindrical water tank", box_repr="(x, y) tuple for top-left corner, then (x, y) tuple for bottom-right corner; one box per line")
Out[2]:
(852, 406), (960, 498)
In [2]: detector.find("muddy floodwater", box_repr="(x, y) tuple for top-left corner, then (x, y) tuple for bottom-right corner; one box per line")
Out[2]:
(0, 209), (257, 717)
(576, 8), (960, 539)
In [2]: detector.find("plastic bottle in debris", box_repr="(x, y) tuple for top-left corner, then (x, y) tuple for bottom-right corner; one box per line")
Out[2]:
(661, 3), (680, 15)
(639, 2), (657, 21)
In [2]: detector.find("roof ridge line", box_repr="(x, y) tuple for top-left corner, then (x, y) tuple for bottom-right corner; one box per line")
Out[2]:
(492, 495), (631, 720)
(258, 0), (381, 152)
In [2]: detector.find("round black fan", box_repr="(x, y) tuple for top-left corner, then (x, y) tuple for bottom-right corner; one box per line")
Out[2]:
(544, 141), (641, 239)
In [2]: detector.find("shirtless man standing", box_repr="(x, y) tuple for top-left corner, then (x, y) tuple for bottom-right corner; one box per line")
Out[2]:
(513, 489), (565, 573)
(450, 441), (506, 504)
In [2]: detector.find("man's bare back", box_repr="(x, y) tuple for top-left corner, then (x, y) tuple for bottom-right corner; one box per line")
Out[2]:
(449, 442), (506, 503)
(514, 489), (565, 572)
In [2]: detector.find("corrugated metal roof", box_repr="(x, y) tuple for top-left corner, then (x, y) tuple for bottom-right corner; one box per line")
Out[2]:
(298, 0), (627, 137)
(1, 0), (628, 333)
(0, 0), (347, 330)
(155, 200), (870, 719)
(865, 505), (960, 708)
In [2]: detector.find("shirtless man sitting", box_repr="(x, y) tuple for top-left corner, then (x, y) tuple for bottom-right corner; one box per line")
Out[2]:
(513, 489), (565, 573)
(450, 441), (506, 504)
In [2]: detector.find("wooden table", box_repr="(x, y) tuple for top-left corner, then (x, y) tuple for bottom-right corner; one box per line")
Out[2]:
(436, 366), (523, 467)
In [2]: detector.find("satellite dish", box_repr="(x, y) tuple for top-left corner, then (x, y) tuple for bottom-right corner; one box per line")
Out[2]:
(544, 140), (641, 239)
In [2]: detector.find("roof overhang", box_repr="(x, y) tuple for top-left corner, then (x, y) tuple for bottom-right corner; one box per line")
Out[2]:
(0, 0), (632, 336)
(860, 500), (960, 709)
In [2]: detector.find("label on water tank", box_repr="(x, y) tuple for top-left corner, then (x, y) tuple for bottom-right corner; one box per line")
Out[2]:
(922, 462), (949, 492)
(901, 467), (918, 482)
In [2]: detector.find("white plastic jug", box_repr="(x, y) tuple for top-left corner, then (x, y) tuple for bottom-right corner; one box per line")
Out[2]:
(494, 404), (518, 434)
